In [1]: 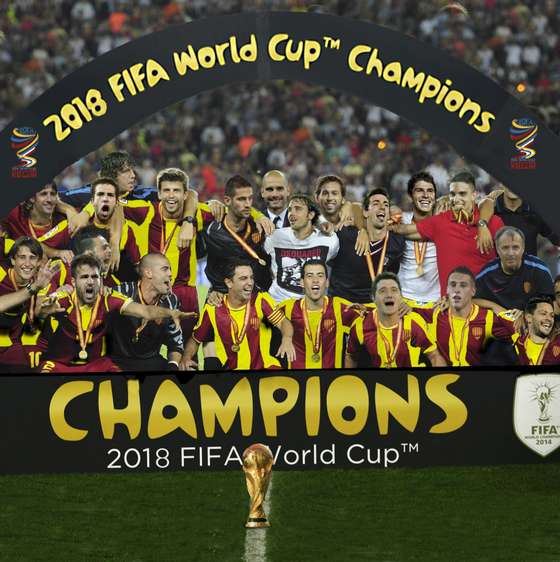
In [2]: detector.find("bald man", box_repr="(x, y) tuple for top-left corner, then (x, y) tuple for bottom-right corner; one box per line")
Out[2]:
(110, 253), (187, 371)
(260, 170), (292, 228)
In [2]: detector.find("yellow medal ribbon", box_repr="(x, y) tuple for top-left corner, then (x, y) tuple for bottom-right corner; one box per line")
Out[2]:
(72, 291), (102, 361)
(158, 203), (181, 254)
(373, 309), (403, 368)
(225, 296), (251, 353)
(9, 268), (36, 327)
(301, 297), (328, 361)
(448, 306), (477, 364)
(364, 233), (389, 281)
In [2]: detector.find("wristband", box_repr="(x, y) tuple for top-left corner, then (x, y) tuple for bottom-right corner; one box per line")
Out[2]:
(25, 282), (40, 296)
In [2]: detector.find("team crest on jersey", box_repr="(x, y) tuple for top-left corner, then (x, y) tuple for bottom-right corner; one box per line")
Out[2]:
(553, 346), (560, 358)
(324, 319), (335, 333)
(251, 232), (261, 244)
(403, 329), (411, 342)
(472, 327), (483, 339)
(250, 317), (260, 330)
(523, 281), (531, 294)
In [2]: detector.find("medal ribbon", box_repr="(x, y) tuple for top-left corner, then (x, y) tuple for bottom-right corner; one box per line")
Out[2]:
(72, 291), (102, 359)
(225, 296), (251, 350)
(364, 233), (389, 281)
(223, 218), (266, 266)
(414, 241), (427, 269)
(301, 297), (328, 356)
(9, 268), (36, 326)
(448, 306), (476, 364)
(373, 309), (403, 367)
(158, 203), (181, 254)
(133, 283), (152, 341)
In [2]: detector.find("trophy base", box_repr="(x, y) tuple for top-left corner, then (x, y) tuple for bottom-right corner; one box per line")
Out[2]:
(245, 517), (270, 528)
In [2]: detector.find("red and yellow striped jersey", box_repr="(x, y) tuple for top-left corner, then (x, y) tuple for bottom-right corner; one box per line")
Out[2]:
(514, 334), (560, 366)
(193, 292), (285, 370)
(280, 296), (359, 369)
(347, 310), (436, 368)
(431, 305), (515, 366)
(122, 200), (213, 286)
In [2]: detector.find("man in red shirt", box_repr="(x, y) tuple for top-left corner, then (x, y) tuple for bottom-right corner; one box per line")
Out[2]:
(390, 171), (503, 296)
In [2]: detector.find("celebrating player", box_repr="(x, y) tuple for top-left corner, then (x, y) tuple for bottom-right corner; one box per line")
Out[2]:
(345, 272), (445, 368)
(181, 260), (295, 371)
(515, 296), (560, 365)
(280, 259), (359, 369)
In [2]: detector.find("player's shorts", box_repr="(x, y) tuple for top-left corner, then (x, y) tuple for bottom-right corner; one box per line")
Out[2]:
(39, 356), (121, 374)
(172, 283), (199, 339)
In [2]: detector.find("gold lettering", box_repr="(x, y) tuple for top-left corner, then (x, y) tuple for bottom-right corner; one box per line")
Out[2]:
(401, 67), (425, 92)
(173, 45), (200, 75)
(383, 61), (402, 84)
(418, 75), (441, 103)
(375, 375), (420, 434)
(239, 34), (257, 62)
(200, 377), (253, 437)
(305, 376), (321, 436)
(365, 48), (384, 77)
(49, 381), (94, 441)
(326, 375), (369, 435)
(474, 111), (495, 133)
(99, 379), (141, 439)
(145, 58), (170, 87)
(458, 98), (482, 125)
(347, 44), (371, 72)
(268, 33), (288, 62)
(259, 376), (299, 436)
(443, 90), (464, 112)
(198, 46), (216, 69)
(148, 379), (197, 438)
(426, 374), (468, 433)
(108, 73), (126, 102)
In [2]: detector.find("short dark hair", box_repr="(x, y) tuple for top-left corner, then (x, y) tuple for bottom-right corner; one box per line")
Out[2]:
(363, 187), (390, 210)
(288, 193), (320, 226)
(91, 177), (118, 198)
(223, 258), (254, 282)
(372, 271), (401, 298)
(495, 225), (525, 246)
(9, 236), (43, 261)
(315, 175), (346, 198)
(225, 175), (253, 198)
(71, 225), (109, 255)
(449, 170), (476, 190)
(301, 259), (328, 278)
(71, 253), (102, 278)
(525, 295), (554, 315)
(156, 167), (189, 192)
(447, 266), (476, 285)
(407, 171), (436, 198)
(99, 151), (134, 179)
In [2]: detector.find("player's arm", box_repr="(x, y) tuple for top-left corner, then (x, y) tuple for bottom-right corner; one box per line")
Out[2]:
(41, 242), (74, 265)
(426, 348), (447, 367)
(121, 301), (196, 330)
(180, 337), (200, 370)
(177, 189), (199, 250)
(67, 204), (92, 236)
(275, 317), (296, 362)
(388, 222), (423, 240)
(344, 321), (361, 367)
(476, 196), (497, 254)
(472, 297), (506, 314)
(55, 199), (78, 221)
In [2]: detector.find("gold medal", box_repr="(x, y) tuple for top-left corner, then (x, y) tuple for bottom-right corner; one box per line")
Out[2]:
(78, 350), (88, 360)
(231, 344), (240, 353)
(416, 265), (425, 276)
(311, 353), (320, 363)
(72, 291), (101, 364)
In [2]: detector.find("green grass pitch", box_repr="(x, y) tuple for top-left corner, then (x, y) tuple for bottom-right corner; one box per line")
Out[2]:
(1, 464), (559, 561)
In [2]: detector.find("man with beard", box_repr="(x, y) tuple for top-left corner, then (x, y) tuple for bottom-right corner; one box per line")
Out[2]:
(397, 171), (440, 303)
(260, 170), (291, 228)
(39, 254), (192, 373)
(181, 260), (295, 371)
(314, 175), (360, 229)
(330, 188), (405, 304)
(111, 253), (186, 371)
(264, 194), (339, 303)
(39, 178), (140, 282)
(515, 296), (560, 365)
(120, 168), (213, 338)
(390, 171), (504, 296)
(205, 175), (271, 301)
(475, 226), (553, 313)
(280, 259), (359, 369)
(0, 237), (62, 371)
(431, 267), (516, 366)
(345, 272), (445, 368)
(4, 182), (75, 264)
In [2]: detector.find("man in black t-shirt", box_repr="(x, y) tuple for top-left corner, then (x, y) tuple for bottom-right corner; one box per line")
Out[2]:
(329, 188), (405, 303)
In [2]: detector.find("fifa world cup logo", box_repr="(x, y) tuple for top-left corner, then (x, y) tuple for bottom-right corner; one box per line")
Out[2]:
(242, 443), (273, 528)
(535, 384), (552, 422)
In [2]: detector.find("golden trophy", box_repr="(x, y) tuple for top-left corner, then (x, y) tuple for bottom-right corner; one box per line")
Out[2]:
(242, 443), (273, 528)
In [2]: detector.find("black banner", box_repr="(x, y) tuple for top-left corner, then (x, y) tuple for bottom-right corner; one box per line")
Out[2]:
(1, 370), (559, 474)
(1, 12), (559, 226)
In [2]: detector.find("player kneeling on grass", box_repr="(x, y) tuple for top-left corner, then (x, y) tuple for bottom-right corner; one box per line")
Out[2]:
(38, 254), (194, 373)
(181, 259), (295, 371)
(345, 272), (446, 368)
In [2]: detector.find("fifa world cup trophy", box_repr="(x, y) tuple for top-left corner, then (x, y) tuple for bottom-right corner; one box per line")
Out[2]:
(242, 443), (273, 528)
(536, 384), (552, 422)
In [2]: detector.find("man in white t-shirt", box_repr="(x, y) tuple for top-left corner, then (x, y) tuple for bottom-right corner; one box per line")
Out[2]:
(264, 194), (339, 302)
(398, 171), (440, 303)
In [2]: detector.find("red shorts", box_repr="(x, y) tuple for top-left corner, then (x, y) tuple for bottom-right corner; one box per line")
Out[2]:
(39, 356), (121, 374)
(0, 344), (45, 372)
(172, 283), (199, 340)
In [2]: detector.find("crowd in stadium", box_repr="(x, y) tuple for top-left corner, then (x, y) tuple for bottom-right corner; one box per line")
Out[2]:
(0, 1), (559, 372)
(0, 151), (559, 372)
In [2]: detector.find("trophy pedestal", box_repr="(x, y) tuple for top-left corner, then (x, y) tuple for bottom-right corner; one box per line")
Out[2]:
(245, 516), (270, 528)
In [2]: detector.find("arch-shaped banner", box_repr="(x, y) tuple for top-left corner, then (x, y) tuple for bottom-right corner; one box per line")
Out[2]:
(1, 11), (558, 225)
